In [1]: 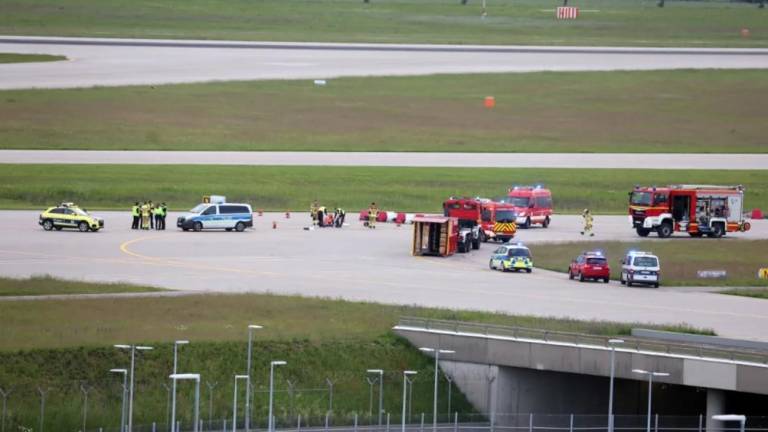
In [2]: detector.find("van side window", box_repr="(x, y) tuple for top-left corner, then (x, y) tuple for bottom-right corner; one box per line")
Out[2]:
(202, 206), (217, 215)
(654, 194), (668, 205)
(538, 196), (552, 208)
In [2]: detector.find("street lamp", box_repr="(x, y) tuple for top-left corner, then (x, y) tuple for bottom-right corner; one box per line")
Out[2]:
(170, 373), (201, 432)
(269, 361), (287, 432)
(110, 369), (128, 432)
(712, 415), (746, 432)
(401, 371), (418, 432)
(367, 369), (384, 428)
(233, 375), (249, 432)
(632, 369), (670, 432)
(171, 340), (189, 432)
(607, 339), (624, 432)
(115, 344), (153, 432)
(245, 325), (263, 432)
(419, 348), (455, 432)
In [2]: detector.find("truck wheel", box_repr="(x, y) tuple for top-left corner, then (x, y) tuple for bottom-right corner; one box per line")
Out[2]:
(709, 223), (725, 238)
(653, 283), (660, 288)
(472, 236), (480, 250)
(235, 222), (246, 232)
(657, 222), (673, 238)
(542, 217), (550, 228)
(526, 268), (532, 273)
(193, 221), (203, 232)
(42, 220), (54, 231)
(489, 260), (494, 270)
(522, 218), (531, 229)
(603, 278), (610, 283)
(636, 227), (651, 237)
(480, 232), (488, 243)
(78, 221), (90, 232)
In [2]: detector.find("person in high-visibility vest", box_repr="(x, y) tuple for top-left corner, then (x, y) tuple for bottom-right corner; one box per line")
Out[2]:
(581, 208), (594, 237)
(310, 200), (319, 227)
(368, 202), (379, 229)
(131, 202), (140, 230)
(159, 203), (167, 230)
(148, 201), (155, 229)
(334, 208), (346, 228)
(140, 201), (151, 230)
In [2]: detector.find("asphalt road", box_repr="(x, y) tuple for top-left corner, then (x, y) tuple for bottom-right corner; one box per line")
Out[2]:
(1, 211), (767, 341)
(1, 36), (767, 89)
(2, 150), (767, 170)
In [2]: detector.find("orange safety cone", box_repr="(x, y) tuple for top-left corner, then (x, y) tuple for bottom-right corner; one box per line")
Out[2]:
(285, 211), (290, 219)
(484, 96), (495, 108)
(273, 221), (277, 229)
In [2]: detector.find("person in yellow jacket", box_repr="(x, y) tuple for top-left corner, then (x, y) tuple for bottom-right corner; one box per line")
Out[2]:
(131, 202), (140, 230)
(581, 208), (594, 237)
(368, 202), (379, 229)
(310, 200), (319, 227)
(140, 201), (151, 230)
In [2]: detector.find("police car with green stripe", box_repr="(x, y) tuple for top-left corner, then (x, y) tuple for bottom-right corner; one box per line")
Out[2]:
(489, 243), (534, 273)
(177, 198), (253, 232)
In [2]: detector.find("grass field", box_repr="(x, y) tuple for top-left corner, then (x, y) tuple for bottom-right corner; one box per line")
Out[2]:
(0, 275), (164, 296)
(1, 0), (766, 47)
(1, 164), (766, 213)
(0, 281), (713, 430)
(1, 70), (766, 153)
(0, 53), (66, 64)
(532, 240), (768, 286)
(721, 288), (768, 298)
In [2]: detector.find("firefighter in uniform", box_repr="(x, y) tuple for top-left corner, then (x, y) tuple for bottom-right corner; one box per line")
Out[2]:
(139, 201), (150, 230)
(368, 202), (379, 229)
(148, 201), (155, 229)
(334, 208), (346, 228)
(131, 202), (140, 230)
(310, 200), (319, 227)
(159, 202), (167, 230)
(581, 208), (594, 237)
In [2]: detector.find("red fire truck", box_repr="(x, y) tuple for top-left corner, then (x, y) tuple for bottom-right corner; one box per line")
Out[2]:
(504, 186), (553, 229)
(442, 198), (483, 252)
(480, 200), (518, 242)
(629, 184), (751, 238)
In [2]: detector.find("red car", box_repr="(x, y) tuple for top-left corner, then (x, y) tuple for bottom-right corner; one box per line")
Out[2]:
(568, 251), (610, 283)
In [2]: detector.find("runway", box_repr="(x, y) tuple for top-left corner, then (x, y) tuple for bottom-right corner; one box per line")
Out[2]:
(2, 150), (767, 170)
(2, 211), (767, 341)
(1, 36), (767, 90)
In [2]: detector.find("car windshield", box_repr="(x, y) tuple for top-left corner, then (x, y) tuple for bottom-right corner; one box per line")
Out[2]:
(190, 204), (208, 213)
(630, 192), (653, 206)
(633, 256), (658, 267)
(495, 210), (516, 222)
(70, 207), (88, 216)
(586, 258), (607, 265)
(506, 197), (531, 207)
(507, 248), (531, 258)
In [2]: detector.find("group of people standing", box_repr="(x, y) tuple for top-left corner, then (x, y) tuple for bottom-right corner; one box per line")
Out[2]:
(131, 201), (168, 230)
(310, 200), (346, 228)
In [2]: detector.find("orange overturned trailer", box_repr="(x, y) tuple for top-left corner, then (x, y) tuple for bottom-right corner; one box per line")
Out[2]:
(412, 216), (459, 257)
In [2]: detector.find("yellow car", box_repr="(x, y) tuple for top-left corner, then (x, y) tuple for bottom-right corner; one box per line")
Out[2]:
(38, 203), (104, 232)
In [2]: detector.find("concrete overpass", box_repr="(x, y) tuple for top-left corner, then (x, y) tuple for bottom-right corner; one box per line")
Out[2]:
(394, 318), (768, 430)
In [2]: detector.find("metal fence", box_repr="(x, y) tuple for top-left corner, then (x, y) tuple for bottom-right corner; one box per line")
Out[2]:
(396, 317), (768, 365)
(87, 414), (768, 432)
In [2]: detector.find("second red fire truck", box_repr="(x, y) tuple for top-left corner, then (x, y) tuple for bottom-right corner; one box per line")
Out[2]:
(629, 184), (751, 238)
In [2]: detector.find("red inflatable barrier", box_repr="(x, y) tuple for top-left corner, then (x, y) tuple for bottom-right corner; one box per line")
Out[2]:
(752, 208), (764, 219)
(377, 212), (388, 222)
(395, 213), (406, 224)
(359, 210), (369, 221)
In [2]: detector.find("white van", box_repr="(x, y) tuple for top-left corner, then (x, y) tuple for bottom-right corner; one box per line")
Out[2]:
(177, 202), (253, 232)
(620, 251), (661, 288)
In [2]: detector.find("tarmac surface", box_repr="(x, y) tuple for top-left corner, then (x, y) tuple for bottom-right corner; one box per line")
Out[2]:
(2, 150), (768, 170)
(1, 36), (767, 89)
(1, 210), (767, 341)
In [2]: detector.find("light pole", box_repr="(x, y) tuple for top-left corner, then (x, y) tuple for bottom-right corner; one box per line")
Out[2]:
(401, 371), (418, 432)
(37, 386), (51, 432)
(632, 369), (670, 432)
(170, 373), (201, 432)
(269, 361), (287, 432)
(115, 344), (154, 432)
(233, 375), (249, 432)
(171, 340), (189, 432)
(607, 339), (624, 432)
(80, 383), (92, 432)
(419, 347), (455, 432)
(110, 369), (128, 432)
(712, 415), (746, 432)
(367, 369), (384, 428)
(245, 324), (263, 432)
(207, 381), (219, 430)
(0, 387), (11, 432)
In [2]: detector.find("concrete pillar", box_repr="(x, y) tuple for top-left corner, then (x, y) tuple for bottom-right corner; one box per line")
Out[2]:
(705, 389), (726, 432)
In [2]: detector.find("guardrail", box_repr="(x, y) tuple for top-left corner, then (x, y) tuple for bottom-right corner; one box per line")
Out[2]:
(396, 317), (768, 365)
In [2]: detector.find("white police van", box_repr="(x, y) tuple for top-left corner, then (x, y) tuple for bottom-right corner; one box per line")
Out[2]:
(620, 251), (661, 288)
(177, 196), (253, 232)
